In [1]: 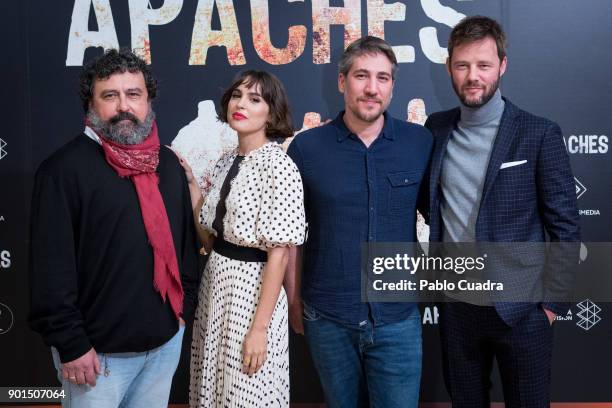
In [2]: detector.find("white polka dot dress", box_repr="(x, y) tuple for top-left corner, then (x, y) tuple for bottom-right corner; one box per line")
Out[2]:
(190, 142), (306, 408)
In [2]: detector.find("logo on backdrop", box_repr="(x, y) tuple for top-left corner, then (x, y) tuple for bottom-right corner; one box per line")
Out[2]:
(65, 0), (468, 66)
(0, 250), (10, 269)
(574, 178), (601, 216)
(0, 138), (6, 160)
(576, 299), (601, 331)
(422, 306), (439, 325)
(564, 135), (608, 154)
(555, 308), (573, 322)
(0, 303), (14, 335)
(575, 177), (587, 199)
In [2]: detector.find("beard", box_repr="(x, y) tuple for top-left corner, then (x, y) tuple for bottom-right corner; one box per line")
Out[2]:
(349, 97), (386, 123)
(453, 77), (501, 109)
(87, 107), (155, 145)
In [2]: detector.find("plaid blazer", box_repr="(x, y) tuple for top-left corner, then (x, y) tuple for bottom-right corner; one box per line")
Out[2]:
(425, 98), (581, 326)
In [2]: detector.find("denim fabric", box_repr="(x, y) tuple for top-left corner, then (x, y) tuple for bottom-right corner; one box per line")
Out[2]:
(51, 325), (184, 408)
(287, 112), (432, 326)
(303, 302), (422, 408)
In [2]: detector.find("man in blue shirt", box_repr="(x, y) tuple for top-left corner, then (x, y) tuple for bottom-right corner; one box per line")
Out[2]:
(286, 36), (432, 408)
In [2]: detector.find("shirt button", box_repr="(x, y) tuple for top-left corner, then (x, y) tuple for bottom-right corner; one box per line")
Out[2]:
(370, 207), (374, 211)
(404, 178), (409, 183)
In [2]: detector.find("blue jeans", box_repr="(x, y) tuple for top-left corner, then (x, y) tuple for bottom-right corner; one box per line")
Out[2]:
(51, 326), (184, 408)
(303, 303), (422, 408)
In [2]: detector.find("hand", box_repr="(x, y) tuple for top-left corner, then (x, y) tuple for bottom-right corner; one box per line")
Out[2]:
(167, 146), (196, 185)
(288, 302), (304, 335)
(242, 327), (267, 376)
(542, 307), (556, 326)
(62, 348), (101, 387)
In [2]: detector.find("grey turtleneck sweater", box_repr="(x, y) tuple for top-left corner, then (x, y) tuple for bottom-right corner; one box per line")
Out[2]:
(441, 90), (505, 305)
(441, 89), (505, 243)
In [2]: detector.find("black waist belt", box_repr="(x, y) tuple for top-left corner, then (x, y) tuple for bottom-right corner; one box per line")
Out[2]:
(213, 238), (267, 262)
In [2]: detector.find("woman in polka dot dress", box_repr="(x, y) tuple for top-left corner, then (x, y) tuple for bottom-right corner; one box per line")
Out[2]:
(186, 70), (306, 407)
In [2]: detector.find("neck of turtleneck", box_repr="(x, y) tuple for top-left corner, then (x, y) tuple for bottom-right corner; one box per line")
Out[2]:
(459, 89), (504, 127)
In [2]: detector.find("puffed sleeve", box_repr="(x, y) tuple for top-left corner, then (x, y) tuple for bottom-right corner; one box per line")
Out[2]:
(255, 153), (306, 248)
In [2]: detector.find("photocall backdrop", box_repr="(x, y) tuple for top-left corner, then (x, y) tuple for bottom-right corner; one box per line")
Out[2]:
(1, 0), (611, 403)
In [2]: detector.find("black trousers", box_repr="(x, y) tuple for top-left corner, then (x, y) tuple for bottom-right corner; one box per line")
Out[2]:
(438, 302), (554, 408)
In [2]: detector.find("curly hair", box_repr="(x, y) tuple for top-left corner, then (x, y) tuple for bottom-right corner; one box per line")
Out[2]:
(218, 70), (294, 139)
(79, 48), (157, 112)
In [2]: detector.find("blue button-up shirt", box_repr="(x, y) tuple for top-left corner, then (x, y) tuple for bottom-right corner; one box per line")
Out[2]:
(287, 112), (433, 326)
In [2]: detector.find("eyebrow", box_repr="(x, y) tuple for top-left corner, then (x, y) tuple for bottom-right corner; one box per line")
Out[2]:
(233, 89), (262, 97)
(99, 87), (143, 95)
(352, 68), (392, 76)
(452, 59), (494, 65)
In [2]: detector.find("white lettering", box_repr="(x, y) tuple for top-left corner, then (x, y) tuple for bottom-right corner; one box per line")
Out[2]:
(0, 250), (11, 269)
(457, 280), (503, 291)
(567, 135), (608, 154)
(190, 0), (246, 65)
(422, 305), (439, 324)
(251, 0), (307, 64)
(373, 280), (413, 291)
(372, 257), (385, 274)
(419, 0), (465, 63)
(579, 209), (600, 216)
(367, 0), (414, 63)
(128, 0), (183, 64)
(66, 0), (119, 66)
(312, 0), (361, 64)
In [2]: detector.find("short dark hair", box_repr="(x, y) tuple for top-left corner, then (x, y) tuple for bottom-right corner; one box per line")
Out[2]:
(218, 70), (294, 139)
(338, 36), (398, 80)
(79, 48), (157, 112)
(448, 15), (507, 62)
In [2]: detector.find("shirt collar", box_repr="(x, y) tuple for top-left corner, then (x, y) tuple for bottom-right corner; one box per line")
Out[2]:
(332, 111), (394, 142)
(83, 126), (102, 145)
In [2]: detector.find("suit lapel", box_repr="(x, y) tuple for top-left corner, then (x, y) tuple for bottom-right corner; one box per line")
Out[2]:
(429, 109), (459, 241)
(430, 109), (460, 204)
(480, 100), (520, 207)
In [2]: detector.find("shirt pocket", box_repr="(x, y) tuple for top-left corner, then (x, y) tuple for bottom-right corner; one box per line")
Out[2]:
(387, 171), (421, 214)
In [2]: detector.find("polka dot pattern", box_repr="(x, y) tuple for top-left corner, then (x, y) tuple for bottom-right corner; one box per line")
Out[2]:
(190, 142), (306, 407)
(200, 142), (306, 250)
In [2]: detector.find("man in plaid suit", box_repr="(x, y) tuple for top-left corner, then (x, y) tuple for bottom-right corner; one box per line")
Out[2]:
(424, 16), (580, 407)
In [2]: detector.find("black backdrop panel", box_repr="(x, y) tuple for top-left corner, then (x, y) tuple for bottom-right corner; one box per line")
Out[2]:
(1, 0), (611, 403)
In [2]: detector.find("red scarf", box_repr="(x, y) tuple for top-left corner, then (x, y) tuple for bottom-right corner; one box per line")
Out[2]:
(94, 122), (184, 320)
